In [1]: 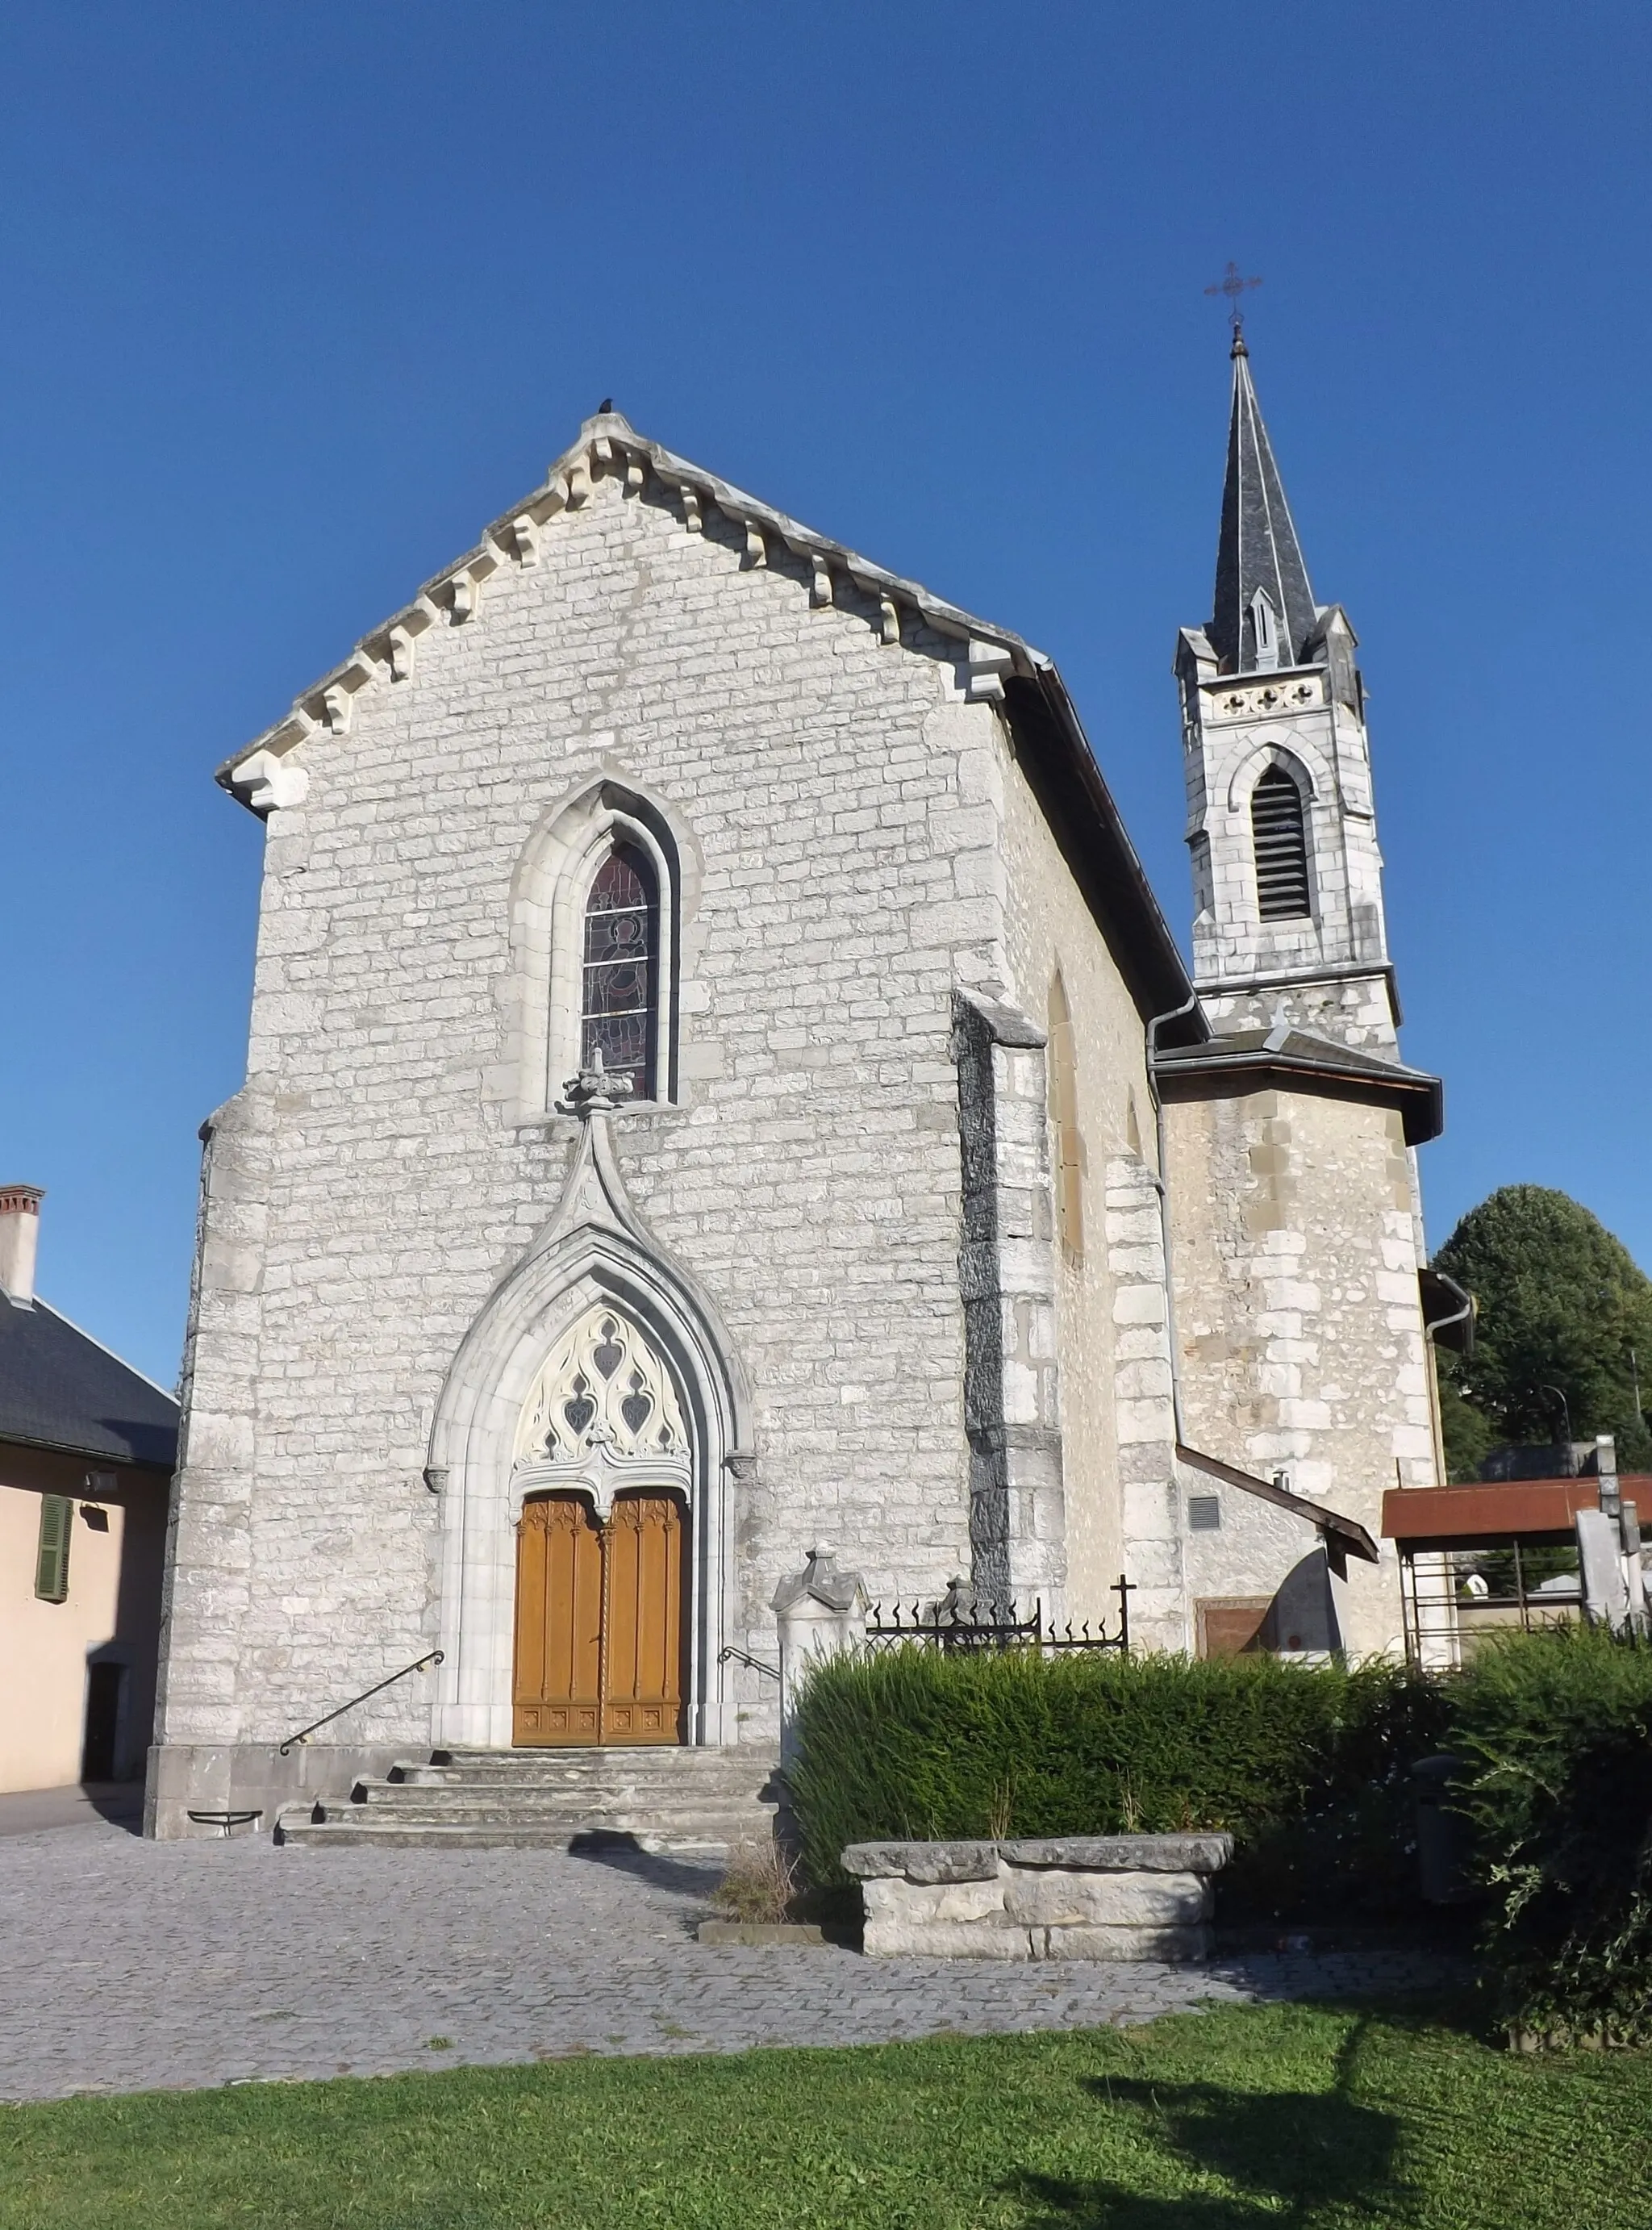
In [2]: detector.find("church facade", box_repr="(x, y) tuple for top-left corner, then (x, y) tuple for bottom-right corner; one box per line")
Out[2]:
(148, 345), (1449, 1837)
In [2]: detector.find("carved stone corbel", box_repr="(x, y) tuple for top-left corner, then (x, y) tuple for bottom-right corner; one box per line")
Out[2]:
(745, 521), (767, 569)
(810, 556), (832, 607)
(879, 594), (901, 645)
(680, 485), (703, 532)
(229, 747), (310, 816)
(966, 639), (1013, 701)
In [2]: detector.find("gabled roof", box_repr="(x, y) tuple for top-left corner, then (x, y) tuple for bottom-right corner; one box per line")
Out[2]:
(217, 409), (1204, 1031)
(0, 1299), (178, 1471)
(1153, 1024), (1444, 1144)
(1208, 338), (1320, 675)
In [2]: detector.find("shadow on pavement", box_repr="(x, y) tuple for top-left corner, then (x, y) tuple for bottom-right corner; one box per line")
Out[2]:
(0, 1783), (144, 1838)
(565, 1832), (724, 1898)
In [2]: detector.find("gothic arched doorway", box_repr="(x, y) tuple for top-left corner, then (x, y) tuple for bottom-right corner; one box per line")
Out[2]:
(512, 1491), (686, 1744)
(508, 1305), (692, 1747)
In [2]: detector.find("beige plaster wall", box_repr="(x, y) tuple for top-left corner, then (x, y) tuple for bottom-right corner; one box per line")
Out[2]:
(0, 1444), (169, 1792)
(1165, 1086), (1433, 1656)
(994, 720), (1156, 1631)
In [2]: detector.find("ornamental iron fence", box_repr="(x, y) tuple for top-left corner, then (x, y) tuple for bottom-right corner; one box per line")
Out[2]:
(861, 1574), (1132, 1657)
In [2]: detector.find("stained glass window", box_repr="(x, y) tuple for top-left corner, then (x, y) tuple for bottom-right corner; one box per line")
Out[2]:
(581, 843), (658, 1100)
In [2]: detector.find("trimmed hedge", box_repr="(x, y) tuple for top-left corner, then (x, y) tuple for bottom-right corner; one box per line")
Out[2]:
(1451, 1622), (1652, 2043)
(788, 1646), (1445, 1917)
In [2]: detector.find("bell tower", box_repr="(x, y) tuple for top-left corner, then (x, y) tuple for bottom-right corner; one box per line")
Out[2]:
(1175, 333), (1397, 1051)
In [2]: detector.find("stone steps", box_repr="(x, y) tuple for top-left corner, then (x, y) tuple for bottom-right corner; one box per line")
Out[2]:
(275, 1743), (783, 1854)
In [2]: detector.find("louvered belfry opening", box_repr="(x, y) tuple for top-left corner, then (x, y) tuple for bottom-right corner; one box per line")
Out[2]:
(1250, 765), (1312, 920)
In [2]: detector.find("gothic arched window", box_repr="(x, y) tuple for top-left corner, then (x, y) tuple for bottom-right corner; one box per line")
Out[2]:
(581, 842), (659, 1100)
(1250, 765), (1312, 921)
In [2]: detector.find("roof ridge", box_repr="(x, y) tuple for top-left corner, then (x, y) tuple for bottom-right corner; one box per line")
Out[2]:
(31, 1298), (180, 1409)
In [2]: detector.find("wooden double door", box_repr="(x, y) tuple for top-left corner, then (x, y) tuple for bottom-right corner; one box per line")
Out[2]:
(512, 1490), (687, 1745)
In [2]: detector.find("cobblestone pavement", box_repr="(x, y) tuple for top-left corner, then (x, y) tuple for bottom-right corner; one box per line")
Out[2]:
(0, 1815), (1453, 2102)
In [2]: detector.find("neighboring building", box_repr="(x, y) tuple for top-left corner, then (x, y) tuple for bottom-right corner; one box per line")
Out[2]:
(0, 1187), (178, 1793)
(149, 337), (1450, 1838)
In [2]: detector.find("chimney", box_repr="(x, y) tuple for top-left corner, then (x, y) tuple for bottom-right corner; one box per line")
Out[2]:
(0, 1185), (44, 1308)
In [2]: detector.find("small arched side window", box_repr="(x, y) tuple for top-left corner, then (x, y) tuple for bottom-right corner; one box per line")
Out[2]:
(1047, 971), (1084, 1265)
(581, 842), (659, 1100)
(1250, 764), (1312, 921)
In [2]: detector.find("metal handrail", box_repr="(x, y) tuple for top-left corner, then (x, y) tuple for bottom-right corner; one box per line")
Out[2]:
(278, 1648), (444, 1755)
(717, 1643), (782, 1681)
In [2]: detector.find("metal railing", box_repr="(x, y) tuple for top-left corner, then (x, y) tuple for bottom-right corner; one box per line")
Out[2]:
(863, 1575), (1132, 1657)
(1399, 1543), (1581, 1670)
(717, 1643), (782, 1681)
(278, 1648), (444, 1755)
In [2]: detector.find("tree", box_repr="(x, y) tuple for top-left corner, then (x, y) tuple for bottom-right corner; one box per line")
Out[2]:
(1433, 1186), (1652, 1476)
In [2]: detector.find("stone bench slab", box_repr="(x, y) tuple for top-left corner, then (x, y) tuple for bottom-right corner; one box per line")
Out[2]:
(842, 1833), (1233, 1881)
(844, 1834), (1233, 1962)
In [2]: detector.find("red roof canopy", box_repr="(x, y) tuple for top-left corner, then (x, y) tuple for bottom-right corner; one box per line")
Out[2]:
(1382, 1476), (1652, 1547)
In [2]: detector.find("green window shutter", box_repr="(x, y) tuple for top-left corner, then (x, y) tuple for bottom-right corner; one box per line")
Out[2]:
(35, 1494), (72, 1603)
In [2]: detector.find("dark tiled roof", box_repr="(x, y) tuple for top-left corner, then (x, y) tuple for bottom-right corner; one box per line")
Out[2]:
(1153, 1025), (1445, 1145)
(0, 1300), (178, 1470)
(1209, 337), (1320, 674)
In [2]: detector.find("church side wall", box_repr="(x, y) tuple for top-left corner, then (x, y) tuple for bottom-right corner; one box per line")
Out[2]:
(995, 725), (1154, 1632)
(152, 467), (1029, 1828)
(1165, 1087), (1433, 1656)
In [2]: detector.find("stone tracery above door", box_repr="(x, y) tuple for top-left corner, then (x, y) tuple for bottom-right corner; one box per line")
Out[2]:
(511, 1303), (692, 1518)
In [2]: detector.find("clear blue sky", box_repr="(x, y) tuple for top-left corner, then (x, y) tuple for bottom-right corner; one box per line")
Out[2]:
(5, 3), (1649, 1388)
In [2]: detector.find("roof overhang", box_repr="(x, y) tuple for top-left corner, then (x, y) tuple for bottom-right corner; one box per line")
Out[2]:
(1153, 1040), (1443, 1144)
(1002, 672), (1202, 1032)
(1178, 1442), (1379, 1576)
(1381, 1476), (1652, 1548)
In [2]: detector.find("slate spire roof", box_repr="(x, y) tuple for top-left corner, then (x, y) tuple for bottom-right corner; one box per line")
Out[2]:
(1208, 334), (1319, 674)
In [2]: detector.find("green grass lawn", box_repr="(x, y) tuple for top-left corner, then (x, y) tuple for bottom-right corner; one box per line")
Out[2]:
(3, 1999), (1649, 2229)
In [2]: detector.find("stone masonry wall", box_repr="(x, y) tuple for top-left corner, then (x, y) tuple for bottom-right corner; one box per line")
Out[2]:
(1166, 1087), (1434, 1656)
(154, 450), (1158, 1815)
(995, 733), (1158, 1631)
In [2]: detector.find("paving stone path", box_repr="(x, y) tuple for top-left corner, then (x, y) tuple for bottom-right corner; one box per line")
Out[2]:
(0, 1814), (1452, 2103)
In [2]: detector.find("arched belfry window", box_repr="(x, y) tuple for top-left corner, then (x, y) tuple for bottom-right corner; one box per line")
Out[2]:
(1250, 765), (1312, 921)
(581, 842), (659, 1100)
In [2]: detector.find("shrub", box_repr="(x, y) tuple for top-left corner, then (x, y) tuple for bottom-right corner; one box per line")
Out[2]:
(788, 1645), (1445, 1916)
(711, 1839), (800, 1925)
(1449, 1622), (1652, 2043)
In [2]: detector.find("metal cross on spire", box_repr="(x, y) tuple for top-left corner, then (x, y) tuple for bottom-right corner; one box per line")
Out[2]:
(1205, 261), (1262, 338)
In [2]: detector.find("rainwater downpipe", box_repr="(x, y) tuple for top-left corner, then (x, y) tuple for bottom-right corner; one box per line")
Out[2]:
(1420, 1270), (1474, 1487)
(1143, 992), (1200, 1448)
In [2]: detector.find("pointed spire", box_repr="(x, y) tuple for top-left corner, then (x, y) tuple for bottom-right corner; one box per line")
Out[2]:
(1208, 334), (1318, 674)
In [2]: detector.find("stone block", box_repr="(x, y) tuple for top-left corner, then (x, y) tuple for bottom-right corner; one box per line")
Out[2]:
(862, 1913), (1037, 1959)
(998, 1834), (1232, 1873)
(842, 1839), (998, 1883)
(1043, 1923), (1212, 1962)
(1001, 1868), (1212, 1928)
(863, 1876), (1006, 1927)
